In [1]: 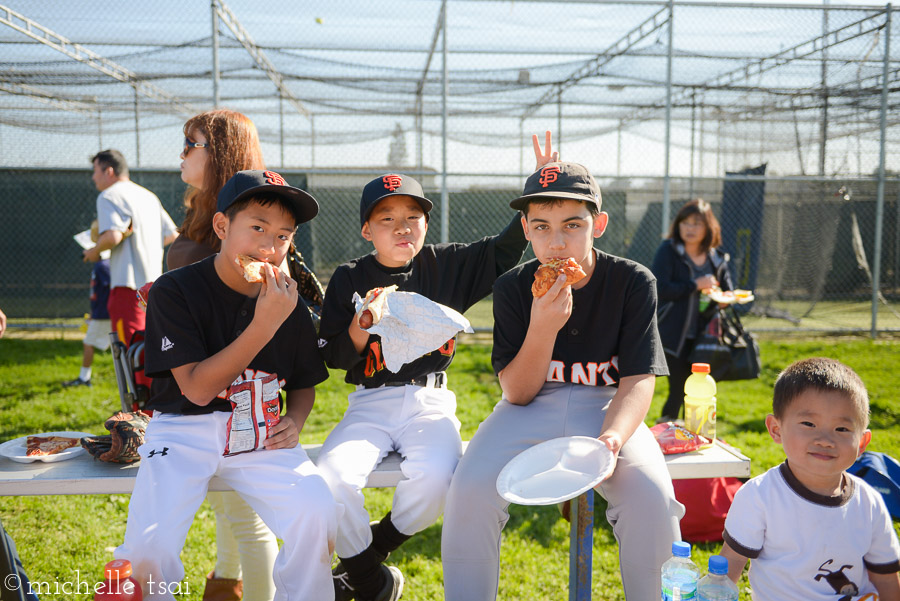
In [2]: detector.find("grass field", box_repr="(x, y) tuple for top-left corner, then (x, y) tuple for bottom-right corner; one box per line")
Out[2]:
(1, 334), (898, 600)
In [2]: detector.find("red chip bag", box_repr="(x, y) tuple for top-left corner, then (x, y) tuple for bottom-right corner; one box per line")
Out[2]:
(650, 422), (711, 455)
(223, 373), (281, 457)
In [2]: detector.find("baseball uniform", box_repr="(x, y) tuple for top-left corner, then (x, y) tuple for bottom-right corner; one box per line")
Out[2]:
(116, 256), (336, 601)
(442, 250), (685, 601)
(316, 213), (527, 562)
(163, 230), (279, 601)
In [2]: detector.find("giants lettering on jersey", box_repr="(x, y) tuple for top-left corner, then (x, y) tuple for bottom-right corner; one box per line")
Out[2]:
(546, 356), (619, 386)
(363, 338), (456, 378)
(215, 368), (286, 400)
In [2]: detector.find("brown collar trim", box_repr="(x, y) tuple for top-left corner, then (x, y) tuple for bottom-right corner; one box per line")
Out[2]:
(780, 461), (854, 507)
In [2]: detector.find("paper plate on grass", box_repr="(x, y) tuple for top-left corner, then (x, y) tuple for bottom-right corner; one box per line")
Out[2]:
(496, 436), (614, 506)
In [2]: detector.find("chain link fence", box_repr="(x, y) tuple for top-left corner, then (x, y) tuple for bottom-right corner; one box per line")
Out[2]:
(1, 1), (899, 332)
(2, 167), (898, 333)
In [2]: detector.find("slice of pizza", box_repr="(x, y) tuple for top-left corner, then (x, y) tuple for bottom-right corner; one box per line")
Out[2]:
(235, 255), (268, 283)
(25, 436), (80, 457)
(532, 258), (587, 298)
(358, 285), (398, 329)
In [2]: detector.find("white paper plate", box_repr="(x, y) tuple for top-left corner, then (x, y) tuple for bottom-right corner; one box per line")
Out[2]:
(707, 289), (755, 305)
(497, 436), (615, 506)
(0, 431), (93, 463)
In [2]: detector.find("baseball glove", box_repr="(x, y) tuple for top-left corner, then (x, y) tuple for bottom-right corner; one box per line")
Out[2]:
(81, 411), (150, 464)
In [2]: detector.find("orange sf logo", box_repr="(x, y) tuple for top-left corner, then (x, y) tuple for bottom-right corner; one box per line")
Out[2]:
(539, 165), (560, 188)
(264, 170), (287, 186)
(383, 174), (403, 191)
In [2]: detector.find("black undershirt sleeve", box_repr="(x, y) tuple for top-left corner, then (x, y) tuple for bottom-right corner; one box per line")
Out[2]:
(318, 265), (366, 372)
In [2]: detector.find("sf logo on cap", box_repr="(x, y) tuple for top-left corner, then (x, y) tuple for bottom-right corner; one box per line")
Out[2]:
(383, 174), (403, 191)
(539, 165), (560, 188)
(264, 170), (287, 186)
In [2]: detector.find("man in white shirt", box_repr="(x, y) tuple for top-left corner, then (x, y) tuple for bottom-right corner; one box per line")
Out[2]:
(83, 149), (177, 387)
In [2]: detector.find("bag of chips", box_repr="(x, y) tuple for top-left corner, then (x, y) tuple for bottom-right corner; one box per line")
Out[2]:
(223, 373), (281, 456)
(650, 422), (711, 455)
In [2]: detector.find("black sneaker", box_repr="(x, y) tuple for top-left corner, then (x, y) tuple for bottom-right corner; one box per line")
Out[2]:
(62, 377), (91, 387)
(369, 565), (403, 601)
(332, 561), (356, 601)
(334, 522), (388, 601)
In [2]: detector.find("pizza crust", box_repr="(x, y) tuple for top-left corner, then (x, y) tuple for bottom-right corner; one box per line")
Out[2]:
(235, 254), (268, 283)
(532, 258), (587, 297)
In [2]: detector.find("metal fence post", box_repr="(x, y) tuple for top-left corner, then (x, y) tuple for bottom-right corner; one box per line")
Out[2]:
(96, 105), (102, 150)
(133, 87), (140, 167)
(211, 0), (219, 108)
(440, 0), (449, 244)
(872, 4), (892, 338)
(662, 0), (674, 238)
(279, 94), (285, 168)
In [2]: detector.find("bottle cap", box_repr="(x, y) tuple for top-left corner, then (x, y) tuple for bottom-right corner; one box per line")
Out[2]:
(671, 541), (691, 557)
(691, 363), (711, 373)
(104, 559), (133, 579)
(708, 555), (728, 575)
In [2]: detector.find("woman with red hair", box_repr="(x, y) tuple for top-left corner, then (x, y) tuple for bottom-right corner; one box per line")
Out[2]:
(167, 109), (277, 601)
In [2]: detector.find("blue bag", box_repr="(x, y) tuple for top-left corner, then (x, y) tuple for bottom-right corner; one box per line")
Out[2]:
(848, 451), (900, 520)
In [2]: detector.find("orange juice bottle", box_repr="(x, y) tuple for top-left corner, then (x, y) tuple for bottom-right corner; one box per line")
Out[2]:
(684, 363), (716, 448)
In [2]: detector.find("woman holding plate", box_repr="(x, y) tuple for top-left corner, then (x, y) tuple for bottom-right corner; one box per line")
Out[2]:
(651, 198), (733, 423)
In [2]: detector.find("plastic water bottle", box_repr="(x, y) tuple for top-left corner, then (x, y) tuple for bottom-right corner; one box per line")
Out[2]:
(698, 555), (739, 600)
(684, 363), (716, 447)
(661, 541), (700, 600)
(94, 559), (142, 600)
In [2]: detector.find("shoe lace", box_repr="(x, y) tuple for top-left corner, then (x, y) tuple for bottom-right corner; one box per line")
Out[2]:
(333, 569), (354, 592)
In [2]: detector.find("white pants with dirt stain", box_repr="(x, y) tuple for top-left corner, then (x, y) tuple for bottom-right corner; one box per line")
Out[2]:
(116, 411), (338, 601)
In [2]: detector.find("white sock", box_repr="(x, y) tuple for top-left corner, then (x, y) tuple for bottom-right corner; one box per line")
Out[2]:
(80, 367), (92, 381)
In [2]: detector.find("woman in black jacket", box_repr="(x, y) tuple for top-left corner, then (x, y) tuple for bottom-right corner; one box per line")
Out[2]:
(651, 199), (733, 421)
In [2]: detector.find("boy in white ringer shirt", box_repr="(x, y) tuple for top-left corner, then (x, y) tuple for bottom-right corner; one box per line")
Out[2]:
(722, 357), (900, 601)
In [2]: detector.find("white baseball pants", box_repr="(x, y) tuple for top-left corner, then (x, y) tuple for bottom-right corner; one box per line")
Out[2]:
(315, 383), (462, 558)
(442, 383), (684, 601)
(116, 412), (338, 601)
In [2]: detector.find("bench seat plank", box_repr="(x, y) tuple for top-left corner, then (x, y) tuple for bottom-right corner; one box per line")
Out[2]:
(0, 441), (749, 497)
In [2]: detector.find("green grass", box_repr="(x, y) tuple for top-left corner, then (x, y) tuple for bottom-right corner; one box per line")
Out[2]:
(1, 335), (899, 600)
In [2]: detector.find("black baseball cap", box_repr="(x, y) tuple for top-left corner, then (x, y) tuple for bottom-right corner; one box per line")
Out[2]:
(510, 162), (602, 211)
(217, 170), (319, 224)
(360, 174), (434, 227)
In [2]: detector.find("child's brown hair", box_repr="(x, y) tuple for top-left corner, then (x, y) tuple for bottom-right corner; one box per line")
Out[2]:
(773, 357), (869, 427)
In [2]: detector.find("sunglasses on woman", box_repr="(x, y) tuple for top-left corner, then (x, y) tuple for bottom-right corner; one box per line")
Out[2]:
(183, 138), (209, 154)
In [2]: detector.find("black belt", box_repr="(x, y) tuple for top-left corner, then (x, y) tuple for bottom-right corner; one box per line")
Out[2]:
(378, 372), (446, 388)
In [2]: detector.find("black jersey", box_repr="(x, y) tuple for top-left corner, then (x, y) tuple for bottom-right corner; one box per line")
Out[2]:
(319, 215), (527, 387)
(492, 249), (668, 386)
(144, 256), (329, 415)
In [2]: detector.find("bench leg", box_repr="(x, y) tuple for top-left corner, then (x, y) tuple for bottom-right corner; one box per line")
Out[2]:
(568, 490), (593, 601)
